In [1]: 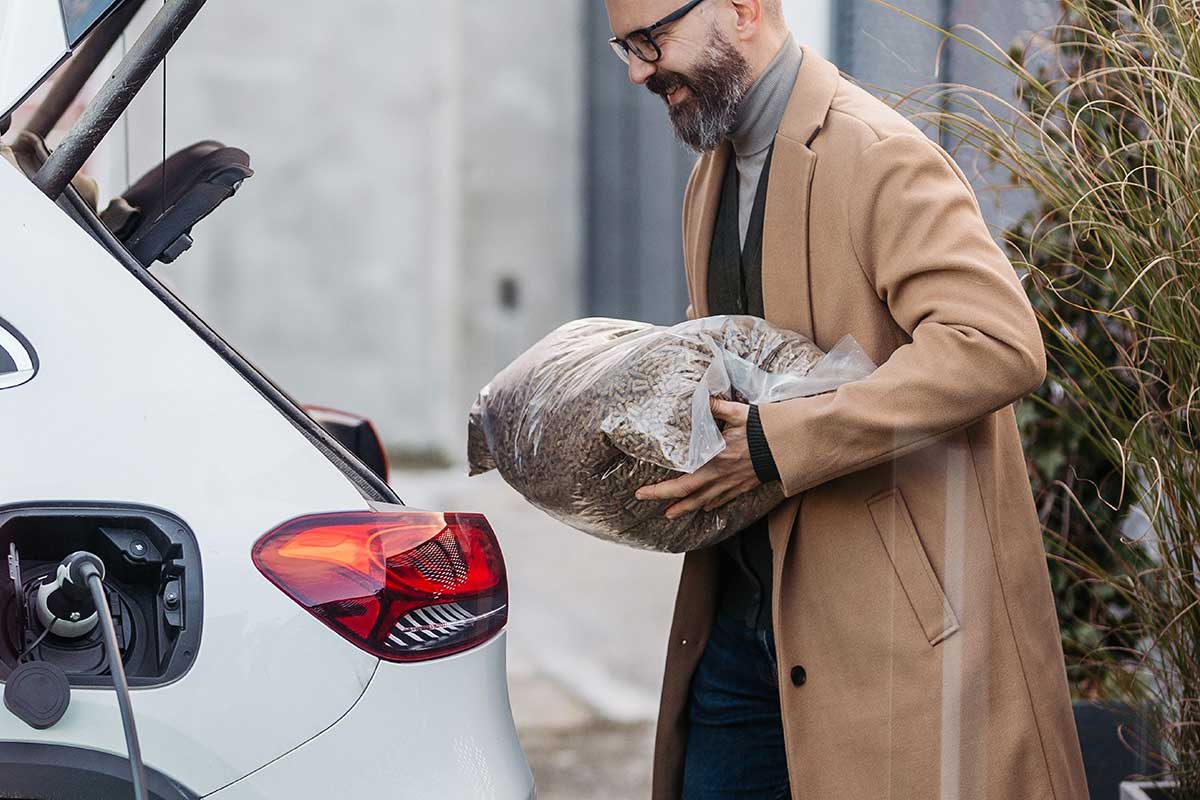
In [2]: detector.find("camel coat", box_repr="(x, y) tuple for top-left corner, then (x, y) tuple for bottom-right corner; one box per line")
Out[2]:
(653, 43), (1089, 800)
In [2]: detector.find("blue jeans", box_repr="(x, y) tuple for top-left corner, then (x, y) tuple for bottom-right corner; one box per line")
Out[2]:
(681, 610), (791, 799)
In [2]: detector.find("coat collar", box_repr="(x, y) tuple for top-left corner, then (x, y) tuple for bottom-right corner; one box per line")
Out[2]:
(685, 43), (840, 342)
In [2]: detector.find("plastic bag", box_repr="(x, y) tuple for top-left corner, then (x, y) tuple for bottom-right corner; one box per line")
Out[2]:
(467, 315), (877, 553)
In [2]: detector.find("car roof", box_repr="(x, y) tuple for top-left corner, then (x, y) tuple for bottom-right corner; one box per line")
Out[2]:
(0, 0), (126, 121)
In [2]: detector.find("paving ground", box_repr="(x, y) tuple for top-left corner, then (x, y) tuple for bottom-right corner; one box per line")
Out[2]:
(391, 467), (683, 800)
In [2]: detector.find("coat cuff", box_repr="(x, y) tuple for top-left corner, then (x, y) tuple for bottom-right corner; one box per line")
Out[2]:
(746, 405), (781, 484)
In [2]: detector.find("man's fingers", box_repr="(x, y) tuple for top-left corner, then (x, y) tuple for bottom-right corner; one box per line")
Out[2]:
(636, 469), (708, 501)
(635, 480), (688, 501)
(710, 397), (749, 425)
(704, 478), (761, 512)
(703, 483), (748, 513)
(666, 478), (736, 519)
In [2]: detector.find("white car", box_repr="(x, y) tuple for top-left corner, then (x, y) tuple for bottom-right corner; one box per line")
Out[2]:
(0, 1), (534, 798)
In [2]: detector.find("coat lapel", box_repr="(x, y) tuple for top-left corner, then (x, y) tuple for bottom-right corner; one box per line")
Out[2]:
(680, 44), (842, 554)
(759, 45), (840, 553)
(762, 140), (817, 340)
(684, 143), (730, 318)
(761, 43), (841, 342)
(683, 44), (841, 327)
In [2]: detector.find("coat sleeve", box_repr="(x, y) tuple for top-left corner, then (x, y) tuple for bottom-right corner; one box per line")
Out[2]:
(756, 132), (1047, 497)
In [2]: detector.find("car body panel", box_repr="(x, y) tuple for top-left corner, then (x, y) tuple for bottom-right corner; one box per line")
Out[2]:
(207, 632), (535, 800)
(0, 161), (381, 794)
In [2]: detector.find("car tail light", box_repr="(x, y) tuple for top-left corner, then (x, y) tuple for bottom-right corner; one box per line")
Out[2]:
(252, 510), (507, 662)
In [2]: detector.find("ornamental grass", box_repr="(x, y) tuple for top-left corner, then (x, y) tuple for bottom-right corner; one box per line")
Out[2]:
(867, 0), (1200, 791)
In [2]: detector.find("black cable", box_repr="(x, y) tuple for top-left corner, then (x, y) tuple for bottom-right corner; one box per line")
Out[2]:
(81, 568), (148, 800)
(18, 618), (56, 663)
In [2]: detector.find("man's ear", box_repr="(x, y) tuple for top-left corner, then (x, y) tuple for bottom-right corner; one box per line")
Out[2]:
(729, 0), (762, 39)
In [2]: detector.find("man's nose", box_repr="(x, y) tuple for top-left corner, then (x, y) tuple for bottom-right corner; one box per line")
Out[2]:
(628, 57), (656, 85)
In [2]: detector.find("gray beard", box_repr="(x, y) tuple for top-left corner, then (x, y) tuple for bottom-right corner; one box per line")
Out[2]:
(656, 29), (754, 153)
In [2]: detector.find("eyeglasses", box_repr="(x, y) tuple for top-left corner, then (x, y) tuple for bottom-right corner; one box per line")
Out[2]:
(608, 0), (707, 65)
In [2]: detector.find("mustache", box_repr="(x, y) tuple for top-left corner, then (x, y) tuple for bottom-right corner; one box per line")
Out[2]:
(646, 70), (690, 99)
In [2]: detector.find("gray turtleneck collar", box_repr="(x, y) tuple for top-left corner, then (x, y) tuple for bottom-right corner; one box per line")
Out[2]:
(728, 32), (802, 246)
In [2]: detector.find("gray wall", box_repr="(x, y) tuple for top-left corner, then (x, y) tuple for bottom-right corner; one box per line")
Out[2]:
(106, 0), (1059, 461)
(121, 0), (584, 463)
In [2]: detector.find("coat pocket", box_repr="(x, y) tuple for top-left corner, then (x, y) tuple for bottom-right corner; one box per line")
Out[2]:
(866, 487), (961, 646)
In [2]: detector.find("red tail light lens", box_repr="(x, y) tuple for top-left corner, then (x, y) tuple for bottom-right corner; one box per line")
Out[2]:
(252, 510), (507, 662)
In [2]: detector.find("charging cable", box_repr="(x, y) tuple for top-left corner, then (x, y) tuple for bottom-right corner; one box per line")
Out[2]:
(64, 552), (148, 800)
(18, 618), (57, 663)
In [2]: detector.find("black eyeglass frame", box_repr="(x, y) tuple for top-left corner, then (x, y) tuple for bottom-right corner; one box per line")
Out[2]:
(608, 0), (707, 64)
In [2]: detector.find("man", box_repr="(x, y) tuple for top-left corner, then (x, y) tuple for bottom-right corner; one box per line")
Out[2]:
(602, 1), (1090, 798)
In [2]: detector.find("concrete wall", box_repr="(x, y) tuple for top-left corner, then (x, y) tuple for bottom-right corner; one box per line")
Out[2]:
(120, 1), (584, 465)
(105, 0), (1062, 464)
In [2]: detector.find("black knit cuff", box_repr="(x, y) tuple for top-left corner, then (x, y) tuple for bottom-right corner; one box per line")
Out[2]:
(746, 404), (780, 484)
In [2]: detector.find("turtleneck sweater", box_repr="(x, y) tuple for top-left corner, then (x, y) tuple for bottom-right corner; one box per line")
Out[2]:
(728, 32), (803, 248)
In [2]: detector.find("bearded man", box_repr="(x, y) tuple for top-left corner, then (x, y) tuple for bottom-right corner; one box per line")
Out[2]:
(602, 1), (1090, 798)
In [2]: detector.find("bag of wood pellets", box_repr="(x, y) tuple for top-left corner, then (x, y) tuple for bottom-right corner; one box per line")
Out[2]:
(467, 315), (876, 553)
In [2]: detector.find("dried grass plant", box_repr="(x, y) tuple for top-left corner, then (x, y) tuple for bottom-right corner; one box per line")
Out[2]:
(862, 0), (1200, 791)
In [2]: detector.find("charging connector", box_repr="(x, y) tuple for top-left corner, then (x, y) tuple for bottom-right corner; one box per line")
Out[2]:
(34, 551), (102, 639)
(4, 548), (152, 799)
(65, 552), (148, 800)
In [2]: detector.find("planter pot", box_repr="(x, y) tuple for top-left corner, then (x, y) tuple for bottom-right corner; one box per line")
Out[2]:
(1120, 780), (1179, 799)
(1073, 700), (1159, 799)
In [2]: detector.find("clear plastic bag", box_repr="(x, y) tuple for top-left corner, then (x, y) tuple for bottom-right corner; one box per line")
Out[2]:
(467, 315), (876, 553)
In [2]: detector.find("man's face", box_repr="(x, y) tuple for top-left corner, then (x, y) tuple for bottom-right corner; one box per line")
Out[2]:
(606, 0), (754, 153)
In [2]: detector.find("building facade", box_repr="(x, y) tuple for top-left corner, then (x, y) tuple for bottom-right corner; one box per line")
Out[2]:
(125, 0), (585, 464)
(114, 0), (1053, 463)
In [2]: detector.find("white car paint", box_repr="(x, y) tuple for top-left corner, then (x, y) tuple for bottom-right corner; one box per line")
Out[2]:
(0, 122), (531, 795)
(208, 633), (533, 799)
(0, 149), (379, 793)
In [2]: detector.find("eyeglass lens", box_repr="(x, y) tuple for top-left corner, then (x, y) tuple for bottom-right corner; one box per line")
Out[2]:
(611, 30), (660, 64)
(610, 39), (631, 64)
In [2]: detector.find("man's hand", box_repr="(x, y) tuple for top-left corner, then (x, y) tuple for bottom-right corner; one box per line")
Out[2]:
(635, 398), (762, 519)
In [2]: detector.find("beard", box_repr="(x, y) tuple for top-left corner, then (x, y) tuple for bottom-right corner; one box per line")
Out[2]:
(646, 26), (754, 153)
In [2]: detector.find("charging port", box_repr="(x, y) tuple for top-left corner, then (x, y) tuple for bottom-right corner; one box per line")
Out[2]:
(0, 503), (202, 688)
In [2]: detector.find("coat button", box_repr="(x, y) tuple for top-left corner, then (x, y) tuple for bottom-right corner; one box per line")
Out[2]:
(790, 665), (807, 687)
